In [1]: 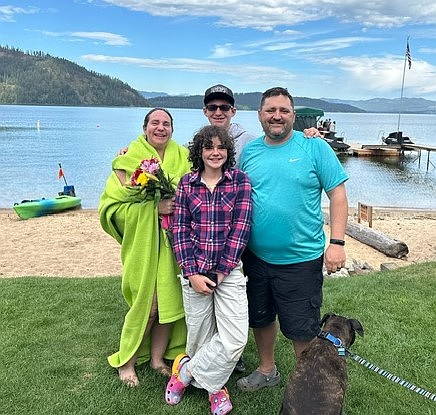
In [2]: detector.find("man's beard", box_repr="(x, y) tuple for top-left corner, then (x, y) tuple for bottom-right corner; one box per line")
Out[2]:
(262, 121), (292, 142)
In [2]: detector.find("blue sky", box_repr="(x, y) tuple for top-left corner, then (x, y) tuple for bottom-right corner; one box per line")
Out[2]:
(1, 0), (436, 100)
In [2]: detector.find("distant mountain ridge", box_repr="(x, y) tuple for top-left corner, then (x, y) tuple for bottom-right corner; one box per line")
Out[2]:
(324, 97), (436, 114)
(141, 92), (436, 114)
(140, 91), (169, 98)
(139, 92), (365, 113)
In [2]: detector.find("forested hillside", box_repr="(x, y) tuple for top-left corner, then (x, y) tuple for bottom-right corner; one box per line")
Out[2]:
(0, 46), (149, 106)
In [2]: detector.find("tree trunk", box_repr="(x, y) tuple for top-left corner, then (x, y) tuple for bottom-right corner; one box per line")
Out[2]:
(324, 213), (409, 258)
(346, 221), (409, 258)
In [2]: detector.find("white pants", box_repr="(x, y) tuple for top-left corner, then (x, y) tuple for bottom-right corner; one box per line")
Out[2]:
(180, 263), (248, 393)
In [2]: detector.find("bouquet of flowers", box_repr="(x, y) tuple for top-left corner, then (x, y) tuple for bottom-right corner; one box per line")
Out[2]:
(128, 157), (176, 231)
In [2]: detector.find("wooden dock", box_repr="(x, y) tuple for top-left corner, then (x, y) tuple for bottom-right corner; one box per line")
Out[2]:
(351, 144), (401, 157)
(346, 142), (436, 171)
(402, 143), (436, 170)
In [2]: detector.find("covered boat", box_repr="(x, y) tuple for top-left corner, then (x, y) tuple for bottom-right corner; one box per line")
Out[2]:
(294, 106), (324, 131)
(295, 106), (350, 152)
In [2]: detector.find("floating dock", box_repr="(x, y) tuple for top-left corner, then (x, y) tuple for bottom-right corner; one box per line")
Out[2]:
(351, 144), (402, 157)
(345, 142), (436, 171)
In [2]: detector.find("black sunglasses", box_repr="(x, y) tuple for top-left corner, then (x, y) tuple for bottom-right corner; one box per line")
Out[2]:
(205, 104), (233, 112)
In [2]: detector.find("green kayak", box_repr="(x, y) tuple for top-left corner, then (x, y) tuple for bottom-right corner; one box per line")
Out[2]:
(13, 195), (82, 220)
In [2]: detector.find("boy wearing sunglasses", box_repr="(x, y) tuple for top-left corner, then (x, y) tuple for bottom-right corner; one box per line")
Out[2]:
(203, 84), (256, 170)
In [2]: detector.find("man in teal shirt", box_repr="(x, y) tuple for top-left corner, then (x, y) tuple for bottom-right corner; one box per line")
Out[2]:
(237, 87), (349, 392)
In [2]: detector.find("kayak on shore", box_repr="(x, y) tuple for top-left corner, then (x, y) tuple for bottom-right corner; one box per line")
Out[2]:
(13, 195), (82, 219)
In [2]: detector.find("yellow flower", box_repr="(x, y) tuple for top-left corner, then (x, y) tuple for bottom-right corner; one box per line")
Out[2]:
(136, 172), (149, 186)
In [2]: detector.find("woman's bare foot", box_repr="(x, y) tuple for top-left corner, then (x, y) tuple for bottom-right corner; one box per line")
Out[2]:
(150, 362), (171, 377)
(118, 364), (139, 387)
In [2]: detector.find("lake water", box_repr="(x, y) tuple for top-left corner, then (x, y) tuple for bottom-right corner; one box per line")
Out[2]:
(1, 105), (435, 209)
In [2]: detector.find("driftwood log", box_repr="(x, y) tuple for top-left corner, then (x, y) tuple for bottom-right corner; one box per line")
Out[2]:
(345, 221), (409, 258)
(324, 214), (409, 258)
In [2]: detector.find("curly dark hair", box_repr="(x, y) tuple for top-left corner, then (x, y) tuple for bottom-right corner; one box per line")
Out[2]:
(188, 125), (236, 172)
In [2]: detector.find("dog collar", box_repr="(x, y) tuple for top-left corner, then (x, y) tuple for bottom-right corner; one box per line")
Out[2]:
(318, 330), (347, 357)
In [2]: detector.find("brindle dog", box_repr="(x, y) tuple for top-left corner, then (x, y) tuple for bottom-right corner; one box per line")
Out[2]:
(280, 313), (364, 415)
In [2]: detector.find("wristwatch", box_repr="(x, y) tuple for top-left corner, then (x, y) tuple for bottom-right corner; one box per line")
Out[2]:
(330, 238), (345, 246)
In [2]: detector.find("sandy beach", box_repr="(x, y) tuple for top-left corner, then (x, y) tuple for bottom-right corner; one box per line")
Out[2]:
(1, 208), (435, 278)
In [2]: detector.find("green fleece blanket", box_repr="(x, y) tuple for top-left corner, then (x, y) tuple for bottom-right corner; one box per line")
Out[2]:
(99, 134), (191, 367)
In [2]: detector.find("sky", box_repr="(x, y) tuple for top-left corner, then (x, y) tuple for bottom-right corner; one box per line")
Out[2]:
(1, 1), (436, 101)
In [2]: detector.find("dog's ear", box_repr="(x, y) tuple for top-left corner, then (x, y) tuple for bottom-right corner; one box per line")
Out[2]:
(350, 319), (364, 337)
(320, 312), (336, 326)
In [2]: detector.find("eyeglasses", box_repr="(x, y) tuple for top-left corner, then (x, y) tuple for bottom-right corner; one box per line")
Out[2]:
(205, 104), (233, 112)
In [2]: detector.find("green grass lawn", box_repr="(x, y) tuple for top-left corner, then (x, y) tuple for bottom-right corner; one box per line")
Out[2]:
(1, 262), (435, 414)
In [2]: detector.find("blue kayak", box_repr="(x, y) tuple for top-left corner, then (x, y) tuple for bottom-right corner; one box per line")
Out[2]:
(13, 195), (82, 219)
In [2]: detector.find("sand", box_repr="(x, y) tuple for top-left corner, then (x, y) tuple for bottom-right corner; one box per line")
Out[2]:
(1, 208), (435, 278)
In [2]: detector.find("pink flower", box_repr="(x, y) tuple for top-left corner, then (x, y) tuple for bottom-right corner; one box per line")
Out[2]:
(127, 157), (175, 203)
(140, 157), (160, 175)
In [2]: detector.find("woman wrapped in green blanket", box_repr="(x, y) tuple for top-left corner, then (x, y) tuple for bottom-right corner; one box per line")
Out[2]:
(99, 108), (191, 387)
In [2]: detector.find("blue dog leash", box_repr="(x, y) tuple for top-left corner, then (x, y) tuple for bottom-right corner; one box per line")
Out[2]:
(318, 330), (436, 402)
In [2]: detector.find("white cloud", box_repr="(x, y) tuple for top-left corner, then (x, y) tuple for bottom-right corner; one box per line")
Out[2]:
(311, 55), (436, 96)
(81, 53), (296, 83)
(210, 44), (253, 58)
(28, 29), (130, 46)
(0, 5), (38, 22)
(100, 0), (436, 31)
(71, 32), (130, 46)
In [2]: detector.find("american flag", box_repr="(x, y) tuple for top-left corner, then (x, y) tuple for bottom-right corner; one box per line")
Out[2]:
(406, 39), (412, 69)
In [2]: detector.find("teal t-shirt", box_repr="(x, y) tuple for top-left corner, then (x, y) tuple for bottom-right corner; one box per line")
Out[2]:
(240, 131), (349, 264)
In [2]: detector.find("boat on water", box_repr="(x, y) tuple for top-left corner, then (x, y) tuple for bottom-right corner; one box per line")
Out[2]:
(377, 38), (415, 149)
(13, 194), (82, 219)
(294, 106), (350, 153)
(294, 106), (324, 131)
(319, 130), (350, 152)
(381, 131), (414, 145)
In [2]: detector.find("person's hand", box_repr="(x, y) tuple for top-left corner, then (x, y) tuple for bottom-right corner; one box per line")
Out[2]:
(158, 197), (175, 215)
(217, 272), (225, 285)
(324, 244), (346, 274)
(303, 127), (322, 138)
(118, 146), (128, 155)
(189, 274), (215, 295)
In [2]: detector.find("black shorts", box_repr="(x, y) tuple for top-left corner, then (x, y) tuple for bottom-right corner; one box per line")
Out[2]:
(242, 249), (323, 341)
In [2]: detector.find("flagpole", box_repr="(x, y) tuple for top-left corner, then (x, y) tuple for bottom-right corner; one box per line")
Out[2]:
(58, 162), (68, 186)
(396, 36), (410, 137)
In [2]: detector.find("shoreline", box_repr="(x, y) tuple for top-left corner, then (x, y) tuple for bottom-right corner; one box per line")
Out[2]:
(1, 208), (435, 278)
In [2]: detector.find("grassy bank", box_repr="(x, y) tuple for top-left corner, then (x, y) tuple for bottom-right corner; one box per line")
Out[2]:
(1, 262), (435, 414)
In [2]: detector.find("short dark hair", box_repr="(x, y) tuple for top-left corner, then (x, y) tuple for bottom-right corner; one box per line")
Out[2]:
(260, 87), (294, 109)
(143, 107), (174, 130)
(188, 125), (236, 171)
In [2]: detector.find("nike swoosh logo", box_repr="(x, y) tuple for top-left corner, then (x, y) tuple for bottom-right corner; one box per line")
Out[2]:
(288, 158), (301, 162)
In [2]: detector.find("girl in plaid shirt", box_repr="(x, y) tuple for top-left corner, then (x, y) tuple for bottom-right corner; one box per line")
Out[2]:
(165, 125), (252, 414)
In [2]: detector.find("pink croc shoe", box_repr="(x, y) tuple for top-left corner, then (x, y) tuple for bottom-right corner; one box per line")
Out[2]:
(165, 353), (190, 405)
(209, 387), (233, 415)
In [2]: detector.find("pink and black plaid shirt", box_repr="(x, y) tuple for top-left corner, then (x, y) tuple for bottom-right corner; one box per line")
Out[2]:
(173, 169), (252, 278)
